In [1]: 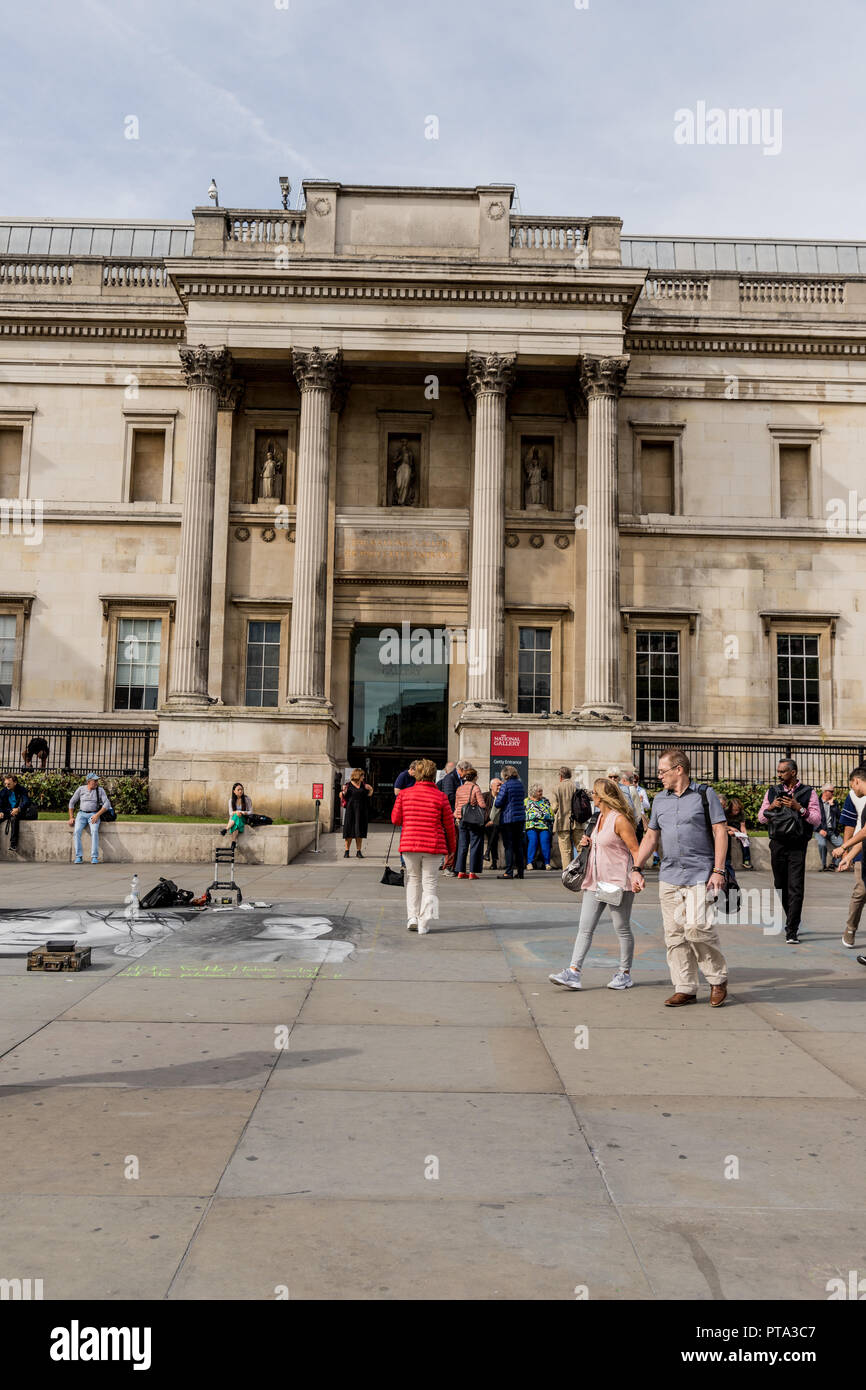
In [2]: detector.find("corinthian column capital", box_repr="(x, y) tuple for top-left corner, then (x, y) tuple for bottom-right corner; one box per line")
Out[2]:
(292, 347), (343, 393)
(466, 351), (517, 398)
(179, 344), (233, 391)
(579, 355), (629, 400)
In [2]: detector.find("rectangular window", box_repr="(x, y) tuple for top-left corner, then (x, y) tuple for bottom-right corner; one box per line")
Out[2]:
(245, 620), (281, 707)
(640, 441), (675, 513)
(517, 628), (551, 714)
(777, 633), (820, 725)
(114, 617), (162, 710)
(130, 430), (165, 503)
(635, 630), (680, 723)
(0, 614), (16, 706)
(0, 428), (23, 496)
(779, 445), (810, 519)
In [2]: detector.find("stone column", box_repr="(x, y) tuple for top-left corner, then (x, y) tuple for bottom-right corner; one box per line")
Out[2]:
(466, 351), (517, 710)
(208, 379), (244, 700)
(287, 347), (343, 708)
(168, 344), (232, 706)
(576, 355), (629, 718)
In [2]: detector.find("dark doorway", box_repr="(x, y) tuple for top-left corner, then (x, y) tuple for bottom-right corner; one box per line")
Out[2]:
(348, 624), (449, 820)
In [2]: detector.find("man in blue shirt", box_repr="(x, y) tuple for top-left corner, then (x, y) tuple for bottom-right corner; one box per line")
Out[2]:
(831, 764), (866, 949)
(632, 747), (730, 1008)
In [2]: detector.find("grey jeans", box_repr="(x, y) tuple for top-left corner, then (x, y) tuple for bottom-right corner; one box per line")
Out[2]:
(571, 890), (635, 972)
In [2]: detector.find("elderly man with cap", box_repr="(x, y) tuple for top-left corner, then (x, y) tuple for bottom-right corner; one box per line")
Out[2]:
(814, 783), (843, 870)
(68, 773), (113, 864)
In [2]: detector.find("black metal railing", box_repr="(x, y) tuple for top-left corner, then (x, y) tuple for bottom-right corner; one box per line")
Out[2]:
(0, 723), (155, 777)
(633, 738), (866, 790)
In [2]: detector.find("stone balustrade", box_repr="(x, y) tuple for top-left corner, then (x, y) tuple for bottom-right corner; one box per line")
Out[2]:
(642, 276), (711, 301)
(739, 278), (846, 305)
(226, 211), (306, 247)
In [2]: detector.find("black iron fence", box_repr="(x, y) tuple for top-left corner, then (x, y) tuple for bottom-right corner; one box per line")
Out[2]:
(0, 723), (155, 777)
(633, 738), (866, 790)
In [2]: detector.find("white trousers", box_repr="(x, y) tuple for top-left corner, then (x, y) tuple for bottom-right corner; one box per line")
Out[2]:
(403, 852), (441, 930)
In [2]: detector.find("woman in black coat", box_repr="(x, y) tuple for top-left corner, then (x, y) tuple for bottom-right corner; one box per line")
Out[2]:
(342, 768), (373, 858)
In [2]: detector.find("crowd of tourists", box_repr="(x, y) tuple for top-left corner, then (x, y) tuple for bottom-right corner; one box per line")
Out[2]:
(333, 751), (866, 1003)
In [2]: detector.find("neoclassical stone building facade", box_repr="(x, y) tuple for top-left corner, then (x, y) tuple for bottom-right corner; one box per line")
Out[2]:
(1, 183), (865, 819)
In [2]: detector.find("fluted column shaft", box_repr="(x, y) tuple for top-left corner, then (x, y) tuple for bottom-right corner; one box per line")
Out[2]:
(466, 352), (516, 709)
(287, 348), (342, 705)
(168, 345), (232, 706)
(578, 355), (629, 716)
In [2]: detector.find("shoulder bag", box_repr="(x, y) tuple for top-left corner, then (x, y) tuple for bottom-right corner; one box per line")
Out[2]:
(380, 826), (405, 887)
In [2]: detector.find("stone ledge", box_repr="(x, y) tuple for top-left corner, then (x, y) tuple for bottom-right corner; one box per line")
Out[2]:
(3, 820), (317, 865)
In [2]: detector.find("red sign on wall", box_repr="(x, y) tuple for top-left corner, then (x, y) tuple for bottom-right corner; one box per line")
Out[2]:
(312, 783), (324, 801)
(490, 731), (529, 789)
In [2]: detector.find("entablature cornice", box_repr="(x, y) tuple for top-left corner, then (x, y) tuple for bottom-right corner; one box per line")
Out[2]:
(625, 329), (866, 358)
(168, 257), (646, 315)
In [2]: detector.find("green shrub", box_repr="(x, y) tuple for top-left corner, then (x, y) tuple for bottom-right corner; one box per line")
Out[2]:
(110, 776), (149, 815)
(14, 772), (149, 814)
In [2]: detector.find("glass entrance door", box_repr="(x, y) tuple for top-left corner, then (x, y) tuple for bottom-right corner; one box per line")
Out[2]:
(348, 625), (449, 819)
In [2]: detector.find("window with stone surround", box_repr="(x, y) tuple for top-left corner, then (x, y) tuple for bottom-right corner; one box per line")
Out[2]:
(0, 428), (23, 498)
(778, 445), (810, 519)
(121, 411), (176, 504)
(114, 617), (162, 710)
(635, 630), (680, 723)
(630, 422), (684, 516)
(245, 620), (281, 707)
(0, 614), (15, 706)
(130, 430), (165, 503)
(517, 628), (552, 714)
(777, 633), (820, 726)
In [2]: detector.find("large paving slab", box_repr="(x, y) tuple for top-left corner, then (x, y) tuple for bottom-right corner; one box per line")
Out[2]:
(539, 1025), (858, 1098)
(297, 980), (533, 1027)
(168, 1196), (652, 1300)
(781, 1032), (866, 1095)
(270, 1023), (562, 1092)
(0, 1020), (283, 1090)
(0, 1195), (207, 1299)
(331, 945), (514, 981)
(0, 1087), (257, 1195)
(574, 1096), (866, 1209)
(217, 1090), (607, 1201)
(617, 1205), (866, 1301)
(59, 976), (314, 1024)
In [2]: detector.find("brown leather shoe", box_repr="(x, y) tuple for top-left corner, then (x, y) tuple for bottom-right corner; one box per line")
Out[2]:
(664, 992), (697, 1007)
(710, 983), (728, 1008)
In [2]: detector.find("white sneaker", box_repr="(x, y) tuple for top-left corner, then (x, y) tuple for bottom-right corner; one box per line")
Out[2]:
(417, 923), (429, 935)
(607, 971), (634, 990)
(549, 967), (582, 990)
(407, 919), (419, 932)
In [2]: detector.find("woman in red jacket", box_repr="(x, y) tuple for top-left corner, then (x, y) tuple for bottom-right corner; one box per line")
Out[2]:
(391, 757), (457, 934)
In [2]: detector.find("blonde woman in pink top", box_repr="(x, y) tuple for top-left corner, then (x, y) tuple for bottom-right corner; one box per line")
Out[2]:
(550, 777), (644, 991)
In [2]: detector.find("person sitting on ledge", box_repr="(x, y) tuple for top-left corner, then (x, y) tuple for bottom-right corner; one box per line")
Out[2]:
(221, 782), (252, 843)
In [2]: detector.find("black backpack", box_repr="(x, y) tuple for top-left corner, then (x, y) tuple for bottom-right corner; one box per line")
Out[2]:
(571, 786), (593, 824)
(139, 877), (194, 909)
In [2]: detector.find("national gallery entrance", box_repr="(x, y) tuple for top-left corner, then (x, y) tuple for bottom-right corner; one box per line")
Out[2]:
(348, 625), (449, 819)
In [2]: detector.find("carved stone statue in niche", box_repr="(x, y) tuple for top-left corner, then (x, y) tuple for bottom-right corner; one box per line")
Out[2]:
(254, 432), (287, 503)
(521, 439), (553, 509)
(388, 434), (420, 507)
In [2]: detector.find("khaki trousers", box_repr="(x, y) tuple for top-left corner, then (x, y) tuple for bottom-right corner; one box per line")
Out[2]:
(556, 829), (577, 869)
(846, 862), (866, 936)
(659, 880), (728, 995)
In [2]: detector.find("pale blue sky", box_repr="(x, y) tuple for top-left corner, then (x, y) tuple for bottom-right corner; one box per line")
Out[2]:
(2, 0), (863, 238)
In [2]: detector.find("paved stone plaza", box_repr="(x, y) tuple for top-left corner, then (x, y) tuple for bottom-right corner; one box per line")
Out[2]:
(0, 828), (864, 1301)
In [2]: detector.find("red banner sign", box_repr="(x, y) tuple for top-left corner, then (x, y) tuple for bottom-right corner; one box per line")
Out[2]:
(312, 783), (324, 801)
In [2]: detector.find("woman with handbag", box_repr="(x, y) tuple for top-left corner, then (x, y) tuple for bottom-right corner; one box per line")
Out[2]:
(550, 777), (644, 991)
(391, 758), (456, 934)
(454, 766), (487, 878)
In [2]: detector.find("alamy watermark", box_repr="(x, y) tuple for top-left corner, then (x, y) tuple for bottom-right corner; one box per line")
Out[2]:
(378, 622), (488, 676)
(0, 498), (43, 546)
(674, 102), (782, 156)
